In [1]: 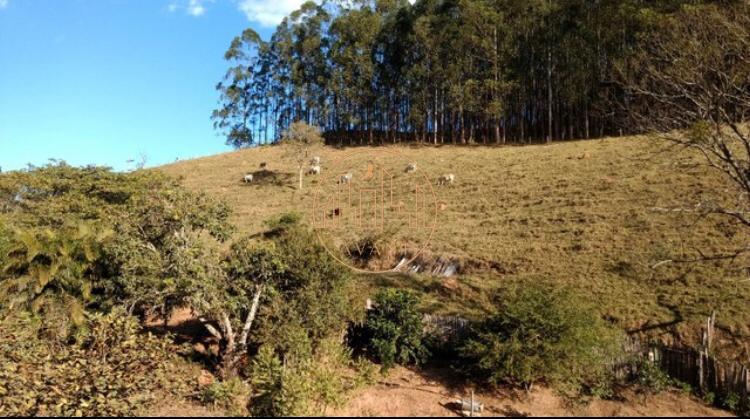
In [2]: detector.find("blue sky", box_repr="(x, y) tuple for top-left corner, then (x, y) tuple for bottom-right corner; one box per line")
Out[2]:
(0, 0), (306, 172)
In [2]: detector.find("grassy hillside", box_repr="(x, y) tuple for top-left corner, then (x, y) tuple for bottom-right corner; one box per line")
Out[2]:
(160, 136), (750, 356)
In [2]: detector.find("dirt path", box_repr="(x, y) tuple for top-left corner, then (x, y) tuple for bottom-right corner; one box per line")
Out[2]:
(332, 367), (732, 417)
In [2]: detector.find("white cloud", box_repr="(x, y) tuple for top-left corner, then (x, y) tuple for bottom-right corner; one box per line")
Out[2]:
(237, 0), (306, 27)
(168, 0), (212, 17)
(0, 0), (8, 9)
(187, 0), (206, 16)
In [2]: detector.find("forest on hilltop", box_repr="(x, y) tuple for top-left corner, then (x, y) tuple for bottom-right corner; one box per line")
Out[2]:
(212, 0), (746, 147)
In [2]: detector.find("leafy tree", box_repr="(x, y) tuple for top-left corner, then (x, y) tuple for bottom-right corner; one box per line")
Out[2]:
(217, 238), (287, 375)
(0, 163), (233, 340)
(250, 216), (357, 350)
(213, 28), (269, 148)
(216, 0), (717, 146)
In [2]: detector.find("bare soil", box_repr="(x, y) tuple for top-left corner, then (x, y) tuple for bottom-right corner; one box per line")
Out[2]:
(332, 366), (732, 417)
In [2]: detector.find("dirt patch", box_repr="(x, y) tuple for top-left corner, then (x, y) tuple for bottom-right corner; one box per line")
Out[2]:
(149, 398), (226, 417)
(332, 366), (732, 417)
(145, 307), (220, 356)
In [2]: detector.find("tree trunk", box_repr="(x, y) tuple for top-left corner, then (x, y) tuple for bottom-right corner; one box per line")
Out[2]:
(219, 312), (237, 377)
(238, 285), (263, 347)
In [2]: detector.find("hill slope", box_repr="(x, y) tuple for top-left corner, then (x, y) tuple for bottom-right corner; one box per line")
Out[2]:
(160, 136), (750, 356)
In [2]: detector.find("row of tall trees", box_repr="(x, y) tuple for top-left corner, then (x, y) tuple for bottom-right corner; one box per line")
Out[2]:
(213, 0), (739, 147)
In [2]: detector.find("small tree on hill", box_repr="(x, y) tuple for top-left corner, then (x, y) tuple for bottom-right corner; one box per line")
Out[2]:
(281, 121), (324, 190)
(358, 289), (429, 371)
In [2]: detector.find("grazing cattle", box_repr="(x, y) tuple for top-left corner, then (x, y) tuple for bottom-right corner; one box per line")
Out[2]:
(308, 165), (321, 175)
(437, 173), (455, 186)
(404, 162), (417, 173)
(243, 174), (254, 183)
(339, 173), (353, 184)
(310, 156), (321, 166)
(259, 162), (267, 169)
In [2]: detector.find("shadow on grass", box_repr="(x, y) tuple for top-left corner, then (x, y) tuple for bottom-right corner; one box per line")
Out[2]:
(241, 169), (296, 188)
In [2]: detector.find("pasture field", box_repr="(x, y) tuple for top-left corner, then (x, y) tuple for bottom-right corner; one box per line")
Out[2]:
(160, 136), (750, 359)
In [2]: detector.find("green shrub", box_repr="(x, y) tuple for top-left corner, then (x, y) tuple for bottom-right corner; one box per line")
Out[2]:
(248, 336), (362, 416)
(0, 164), (233, 337)
(632, 358), (671, 394)
(251, 219), (357, 351)
(456, 285), (622, 394)
(1, 221), (113, 339)
(357, 288), (429, 371)
(0, 309), (195, 416)
(703, 391), (716, 406)
(719, 391), (743, 413)
(200, 377), (251, 416)
(230, 218), (364, 416)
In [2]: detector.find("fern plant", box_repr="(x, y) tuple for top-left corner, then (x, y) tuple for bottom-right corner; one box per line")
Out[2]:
(0, 221), (112, 334)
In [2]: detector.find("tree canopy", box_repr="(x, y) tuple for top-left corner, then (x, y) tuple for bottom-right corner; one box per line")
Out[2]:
(213, 0), (740, 147)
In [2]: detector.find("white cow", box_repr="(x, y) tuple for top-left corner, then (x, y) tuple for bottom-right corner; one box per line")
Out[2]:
(437, 173), (455, 186)
(339, 173), (353, 184)
(308, 165), (321, 175)
(243, 174), (254, 183)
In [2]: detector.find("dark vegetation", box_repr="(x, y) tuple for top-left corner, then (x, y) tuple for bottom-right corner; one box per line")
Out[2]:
(350, 289), (430, 371)
(0, 308), (194, 416)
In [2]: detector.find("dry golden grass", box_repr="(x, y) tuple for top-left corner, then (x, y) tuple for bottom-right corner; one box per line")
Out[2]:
(159, 136), (750, 353)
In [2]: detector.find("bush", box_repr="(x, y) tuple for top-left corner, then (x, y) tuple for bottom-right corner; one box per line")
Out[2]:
(250, 219), (357, 351)
(721, 391), (741, 412)
(248, 336), (364, 416)
(456, 285), (623, 394)
(1, 221), (114, 339)
(234, 217), (365, 416)
(0, 164), (233, 338)
(0, 309), (195, 416)
(200, 377), (251, 416)
(632, 357), (671, 394)
(356, 288), (429, 371)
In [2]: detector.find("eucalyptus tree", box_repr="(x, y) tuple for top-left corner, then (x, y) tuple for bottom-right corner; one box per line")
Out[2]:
(327, 1), (382, 143)
(213, 0), (734, 146)
(213, 28), (268, 148)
